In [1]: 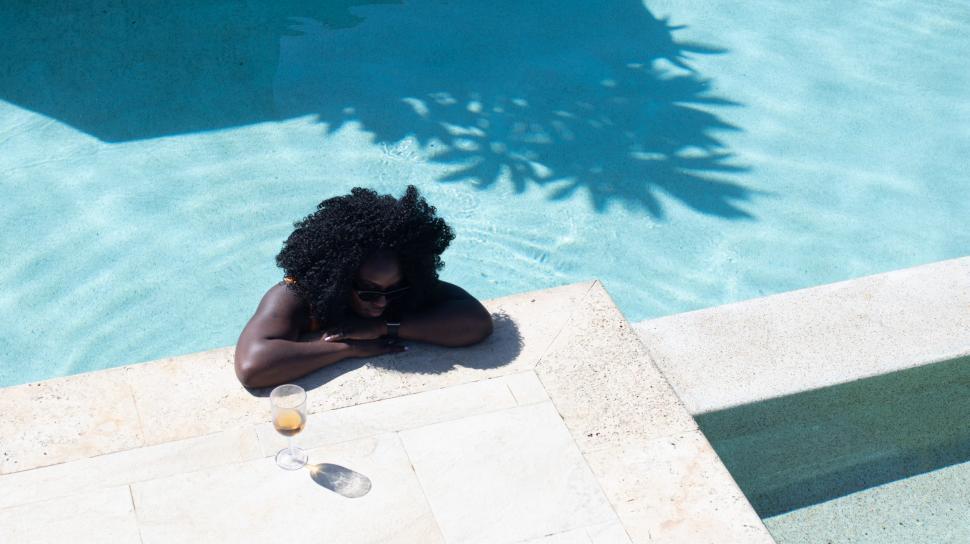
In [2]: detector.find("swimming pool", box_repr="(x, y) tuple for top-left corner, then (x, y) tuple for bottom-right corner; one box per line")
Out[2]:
(699, 355), (970, 543)
(2, 0), (969, 389)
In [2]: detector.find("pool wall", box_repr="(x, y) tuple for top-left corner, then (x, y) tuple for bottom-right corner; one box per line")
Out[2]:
(636, 256), (970, 542)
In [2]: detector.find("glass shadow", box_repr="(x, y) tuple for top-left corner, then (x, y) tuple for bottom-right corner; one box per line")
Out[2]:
(696, 355), (970, 517)
(308, 463), (373, 498)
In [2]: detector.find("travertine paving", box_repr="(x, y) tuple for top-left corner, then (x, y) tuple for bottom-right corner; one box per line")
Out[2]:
(0, 281), (773, 543)
(636, 256), (970, 414)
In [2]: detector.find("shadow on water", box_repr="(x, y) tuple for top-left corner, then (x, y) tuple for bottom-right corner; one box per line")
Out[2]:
(1, 0), (756, 217)
(696, 355), (970, 517)
(0, 0), (398, 141)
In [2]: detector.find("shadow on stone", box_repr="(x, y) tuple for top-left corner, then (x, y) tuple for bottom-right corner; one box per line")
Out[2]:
(697, 355), (970, 517)
(249, 312), (523, 396)
(308, 463), (372, 498)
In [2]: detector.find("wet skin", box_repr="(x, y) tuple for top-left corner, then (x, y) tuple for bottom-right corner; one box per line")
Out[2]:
(233, 252), (493, 388)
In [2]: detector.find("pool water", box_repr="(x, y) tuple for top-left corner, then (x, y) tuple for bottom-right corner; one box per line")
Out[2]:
(2, 0), (969, 388)
(698, 356), (970, 543)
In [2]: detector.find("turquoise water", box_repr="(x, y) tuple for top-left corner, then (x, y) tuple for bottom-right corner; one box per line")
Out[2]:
(2, 0), (969, 387)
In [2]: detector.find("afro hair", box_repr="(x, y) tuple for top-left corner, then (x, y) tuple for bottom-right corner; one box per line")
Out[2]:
(275, 185), (455, 324)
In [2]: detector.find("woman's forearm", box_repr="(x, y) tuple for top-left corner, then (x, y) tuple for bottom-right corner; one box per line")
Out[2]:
(398, 300), (493, 346)
(234, 338), (353, 388)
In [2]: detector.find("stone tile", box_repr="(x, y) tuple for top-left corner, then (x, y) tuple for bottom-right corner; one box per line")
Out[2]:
(519, 528), (592, 543)
(255, 375), (517, 457)
(400, 402), (616, 544)
(585, 431), (774, 544)
(0, 426), (260, 509)
(636, 256), (970, 413)
(297, 281), (595, 414)
(0, 368), (143, 474)
(518, 522), (631, 544)
(0, 282), (594, 466)
(586, 521), (633, 544)
(122, 347), (266, 445)
(479, 281), (595, 373)
(505, 370), (551, 405)
(535, 282), (696, 453)
(0, 485), (141, 543)
(132, 432), (444, 543)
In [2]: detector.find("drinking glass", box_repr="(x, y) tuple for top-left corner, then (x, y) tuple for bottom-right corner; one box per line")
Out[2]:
(270, 384), (308, 470)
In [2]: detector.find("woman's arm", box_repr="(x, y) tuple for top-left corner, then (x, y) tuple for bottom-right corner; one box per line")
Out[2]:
(397, 281), (493, 346)
(234, 284), (403, 388)
(323, 281), (493, 347)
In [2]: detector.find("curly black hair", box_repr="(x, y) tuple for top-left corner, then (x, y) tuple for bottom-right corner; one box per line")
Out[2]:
(276, 185), (455, 324)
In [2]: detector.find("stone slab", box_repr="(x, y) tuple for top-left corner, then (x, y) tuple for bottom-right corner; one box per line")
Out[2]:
(0, 368), (143, 474)
(0, 280), (773, 544)
(0, 485), (141, 544)
(586, 521), (635, 544)
(120, 281), (593, 447)
(536, 282), (697, 454)
(0, 426), (261, 510)
(399, 401), (618, 544)
(585, 430), (774, 544)
(131, 432), (444, 544)
(635, 256), (970, 413)
(290, 280), (595, 414)
(504, 370), (551, 405)
(255, 373), (518, 457)
(520, 521), (632, 544)
(121, 347), (266, 446)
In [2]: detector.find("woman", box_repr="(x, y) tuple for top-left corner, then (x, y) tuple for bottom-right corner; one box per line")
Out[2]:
(234, 186), (493, 388)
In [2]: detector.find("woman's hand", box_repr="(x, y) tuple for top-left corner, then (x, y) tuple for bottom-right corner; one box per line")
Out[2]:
(322, 317), (387, 342)
(342, 338), (407, 358)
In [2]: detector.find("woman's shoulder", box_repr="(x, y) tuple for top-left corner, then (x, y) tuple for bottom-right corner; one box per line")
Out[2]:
(428, 280), (476, 301)
(259, 282), (314, 323)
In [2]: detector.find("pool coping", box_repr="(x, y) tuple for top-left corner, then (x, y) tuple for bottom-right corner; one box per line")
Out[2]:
(0, 280), (774, 543)
(635, 255), (970, 415)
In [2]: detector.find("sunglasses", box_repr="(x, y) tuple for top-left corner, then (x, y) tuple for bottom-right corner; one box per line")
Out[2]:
(353, 284), (411, 302)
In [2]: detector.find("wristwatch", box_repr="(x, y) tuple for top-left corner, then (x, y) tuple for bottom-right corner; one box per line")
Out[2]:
(385, 321), (400, 339)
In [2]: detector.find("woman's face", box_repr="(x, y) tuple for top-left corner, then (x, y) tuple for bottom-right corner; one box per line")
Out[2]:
(349, 251), (403, 318)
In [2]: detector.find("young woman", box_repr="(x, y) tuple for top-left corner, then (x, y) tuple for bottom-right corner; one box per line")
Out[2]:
(234, 186), (493, 388)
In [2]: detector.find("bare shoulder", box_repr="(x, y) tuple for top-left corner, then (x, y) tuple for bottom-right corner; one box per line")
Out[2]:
(432, 280), (477, 301)
(243, 283), (312, 341)
(257, 282), (309, 315)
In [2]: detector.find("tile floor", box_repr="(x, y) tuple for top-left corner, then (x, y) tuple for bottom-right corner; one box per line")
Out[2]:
(0, 282), (773, 543)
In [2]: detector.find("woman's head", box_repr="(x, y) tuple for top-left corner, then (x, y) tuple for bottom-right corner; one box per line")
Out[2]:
(276, 186), (454, 321)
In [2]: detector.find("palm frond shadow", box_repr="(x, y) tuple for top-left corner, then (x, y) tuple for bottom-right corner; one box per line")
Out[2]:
(1, 0), (759, 217)
(287, 0), (759, 217)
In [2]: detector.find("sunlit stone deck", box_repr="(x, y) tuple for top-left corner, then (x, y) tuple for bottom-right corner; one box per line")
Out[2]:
(0, 281), (771, 543)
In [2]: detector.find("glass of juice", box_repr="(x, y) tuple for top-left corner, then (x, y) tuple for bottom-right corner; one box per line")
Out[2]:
(270, 384), (308, 470)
